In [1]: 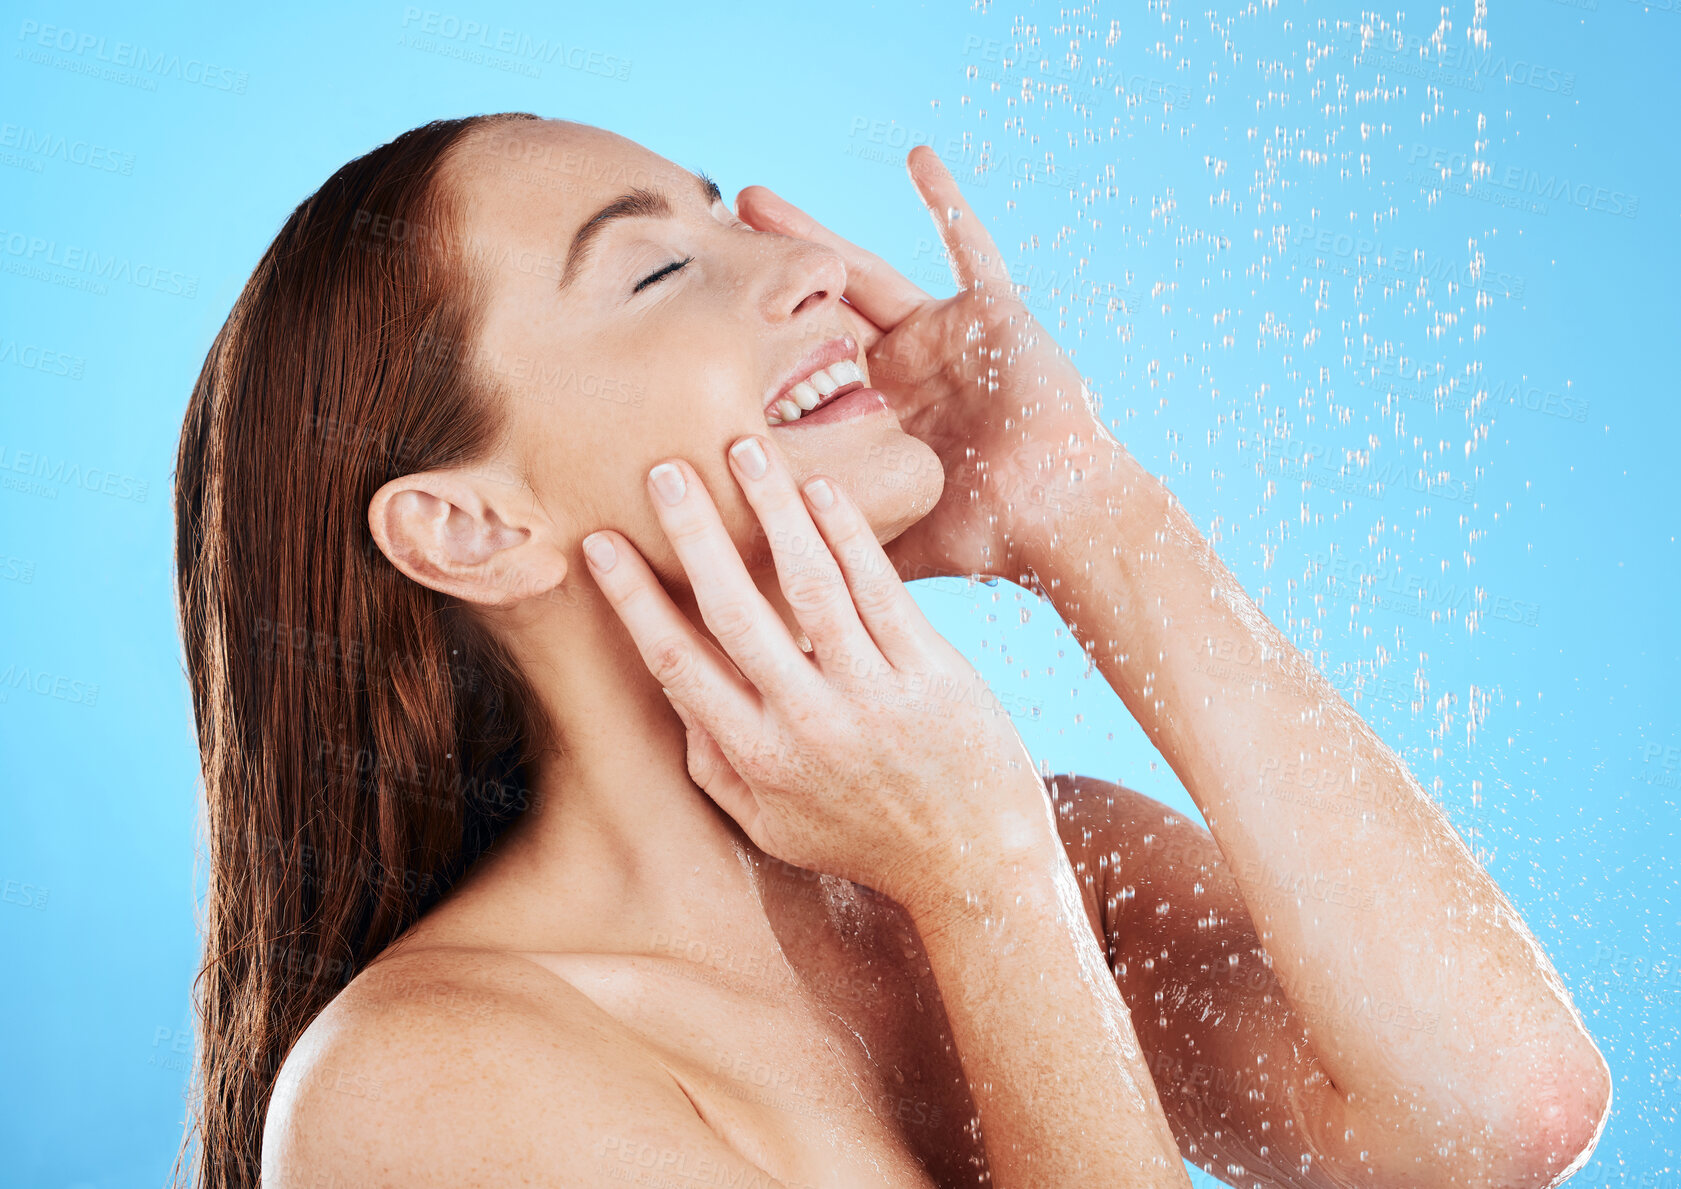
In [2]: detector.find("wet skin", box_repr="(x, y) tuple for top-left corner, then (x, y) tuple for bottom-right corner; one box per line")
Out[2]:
(261, 119), (1611, 1189)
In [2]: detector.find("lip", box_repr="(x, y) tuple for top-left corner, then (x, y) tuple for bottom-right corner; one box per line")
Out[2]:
(764, 334), (862, 416)
(771, 386), (894, 429)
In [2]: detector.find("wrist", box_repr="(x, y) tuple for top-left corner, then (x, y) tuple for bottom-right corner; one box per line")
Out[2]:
(1015, 440), (1165, 578)
(894, 826), (1068, 946)
(995, 437), (1129, 571)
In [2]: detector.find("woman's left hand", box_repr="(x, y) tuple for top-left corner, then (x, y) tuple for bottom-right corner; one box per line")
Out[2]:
(737, 146), (1119, 584)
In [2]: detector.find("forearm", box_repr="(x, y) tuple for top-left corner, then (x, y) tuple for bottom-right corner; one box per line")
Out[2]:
(1013, 440), (1606, 1154)
(904, 839), (1189, 1189)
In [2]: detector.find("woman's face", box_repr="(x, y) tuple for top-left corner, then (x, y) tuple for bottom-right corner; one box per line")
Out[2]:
(447, 118), (943, 588)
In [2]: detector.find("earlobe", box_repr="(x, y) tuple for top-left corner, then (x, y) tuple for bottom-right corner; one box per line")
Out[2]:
(368, 470), (568, 607)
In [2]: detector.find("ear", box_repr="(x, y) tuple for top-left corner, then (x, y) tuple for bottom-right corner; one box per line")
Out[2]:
(368, 462), (568, 607)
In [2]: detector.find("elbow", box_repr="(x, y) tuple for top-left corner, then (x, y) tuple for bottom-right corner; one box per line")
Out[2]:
(1368, 1038), (1614, 1189)
(1480, 1043), (1612, 1189)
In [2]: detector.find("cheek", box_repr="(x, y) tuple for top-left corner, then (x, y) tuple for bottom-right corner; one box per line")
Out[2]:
(616, 444), (774, 593)
(775, 427), (944, 532)
(858, 436), (945, 525)
(638, 311), (765, 428)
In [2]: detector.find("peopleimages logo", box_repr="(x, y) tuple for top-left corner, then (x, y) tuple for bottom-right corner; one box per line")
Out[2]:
(843, 115), (1098, 192)
(397, 9), (631, 80)
(1332, 23), (1577, 96)
(1355, 357), (1590, 427)
(15, 19), (249, 93)
(0, 338), (85, 380)
(0, 444), (149, 502)
(0, 662), (99, 707)
(0, 123), (135, 175)
(1291, 226), (1525, 299)
(960, 35), (1195, 109)
(1234, 428), (1477, 505)
(0, 228), (198, 298)
(1406, 144), (1639, 219)
(1311, 549), (1541, 628)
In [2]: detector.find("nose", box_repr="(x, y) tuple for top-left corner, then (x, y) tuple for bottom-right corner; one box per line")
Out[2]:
(759, 238), (846, 323)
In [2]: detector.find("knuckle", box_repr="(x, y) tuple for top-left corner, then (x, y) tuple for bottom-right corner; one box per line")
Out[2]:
(601, 568), (647, 607)
(656, 491), (712, 533)
(665, 517), (713, 549)
(647, 637), (698, 686)
(852, 577), (903, 620)
(782, 565), (842, 616)
(705, 599), (758, 645)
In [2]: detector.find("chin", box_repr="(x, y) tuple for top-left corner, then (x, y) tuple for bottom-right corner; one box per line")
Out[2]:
(771, 410), (943, 543)
(852, 432), (944, 545)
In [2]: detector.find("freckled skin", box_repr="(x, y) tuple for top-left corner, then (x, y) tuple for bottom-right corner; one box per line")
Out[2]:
(264, 121), (1611, 1189)
(451, 119), (944, 591)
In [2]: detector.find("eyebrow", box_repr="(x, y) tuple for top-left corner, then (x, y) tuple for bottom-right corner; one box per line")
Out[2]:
(557, 170), (724, 292)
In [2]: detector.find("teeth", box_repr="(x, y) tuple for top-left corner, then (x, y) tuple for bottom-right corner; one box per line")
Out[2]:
(829, 359), (864, 386)
(766, 357), (867, 426)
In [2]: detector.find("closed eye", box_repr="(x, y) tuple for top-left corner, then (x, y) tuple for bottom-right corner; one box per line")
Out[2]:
(635, 256), (693, 293)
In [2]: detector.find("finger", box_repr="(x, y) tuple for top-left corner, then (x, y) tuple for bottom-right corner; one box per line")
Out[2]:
(663, 688), (762, 837)
(581, 528), (761, 721)
(726, 434), (888, 682)
(904, 145), (1013, 293)
(795, 471), (933, 670)
(735, 185), (929, 330)
(643, 459), (823, 704)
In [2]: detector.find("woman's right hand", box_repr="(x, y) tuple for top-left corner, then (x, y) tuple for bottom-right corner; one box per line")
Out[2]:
(579, 433), (1061, 918)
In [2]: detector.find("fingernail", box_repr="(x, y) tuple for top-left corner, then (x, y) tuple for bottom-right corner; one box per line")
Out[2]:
(649, 462), (686, 506)
(661, 687), (693, 728)
(582, 532), (617, 571)
(730, 436), (768, 480)
(804, 477), (834, 509)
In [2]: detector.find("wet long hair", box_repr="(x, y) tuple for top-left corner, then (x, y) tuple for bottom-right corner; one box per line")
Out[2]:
(172, 112), (551, 1188)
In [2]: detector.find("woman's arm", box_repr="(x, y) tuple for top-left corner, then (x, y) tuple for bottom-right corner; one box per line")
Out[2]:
(733, 147), (1609, 1186)
(897, 817), (1192, 1189)
(585, 444), (1192, 1187)
(1015, 441), (1611, 1188)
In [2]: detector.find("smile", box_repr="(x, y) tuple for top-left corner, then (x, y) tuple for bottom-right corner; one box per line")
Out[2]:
(766, 358), (866, 426)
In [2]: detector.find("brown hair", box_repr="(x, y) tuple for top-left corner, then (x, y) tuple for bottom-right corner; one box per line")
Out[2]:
(172, 113), (550, 1187)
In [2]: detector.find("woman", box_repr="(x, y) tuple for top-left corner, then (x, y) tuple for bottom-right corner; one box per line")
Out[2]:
(174, 112), (1610, 1188)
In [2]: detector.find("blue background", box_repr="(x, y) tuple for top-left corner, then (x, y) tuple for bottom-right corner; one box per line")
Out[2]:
(1, 1), (1676, 1184)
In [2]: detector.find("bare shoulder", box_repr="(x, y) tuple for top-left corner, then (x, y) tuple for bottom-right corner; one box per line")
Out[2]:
(1043, 772), (1218, 888)
(1044, 771), (1202, 834)
(1037, 784), (1371, 1188)
(261, 945), (788, 1188)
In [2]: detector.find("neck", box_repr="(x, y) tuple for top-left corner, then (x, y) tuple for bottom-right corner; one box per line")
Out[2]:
(421, 567), (816, 971)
